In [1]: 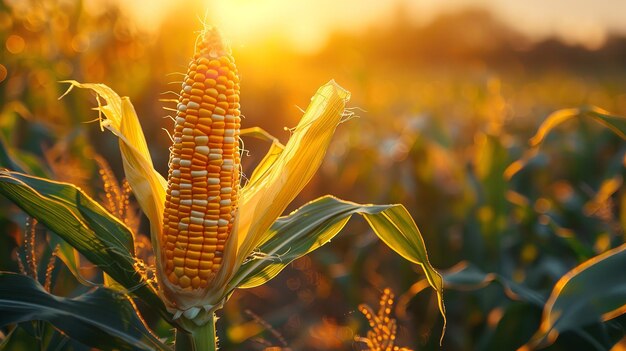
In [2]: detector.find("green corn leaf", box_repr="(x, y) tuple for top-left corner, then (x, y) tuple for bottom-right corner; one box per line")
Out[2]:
(0, 272), (169, 351)
(0, 133), (92, 288)
(230, 195), (445, 334)
(0, 321), (90, 351)
(0, 133), (49, 179)
(0, 135), (28, 174)
(443, 261), (545, 307)
(0, 170), (169, 321)
(0, 170), (134, 252)
(525, 243), (626, 349)
(48, 231), (100, 287)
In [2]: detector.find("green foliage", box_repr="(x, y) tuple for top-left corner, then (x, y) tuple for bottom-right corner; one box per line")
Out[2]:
(1, 322), (87, 351)
(527, 244), (626, 349)
(444, 262), (544, 307)
(0, 272), (169, 351)
(0, 168), (446, 348)
(2, 1), (626, 349)
(232, 195), (444, 325)
(0, 170), (168, 320)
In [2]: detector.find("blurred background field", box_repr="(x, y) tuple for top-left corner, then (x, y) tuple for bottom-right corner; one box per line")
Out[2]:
(2, 0), (626, 350)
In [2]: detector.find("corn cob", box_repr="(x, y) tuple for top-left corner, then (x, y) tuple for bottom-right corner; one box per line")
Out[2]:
(162, 27), (241, 291)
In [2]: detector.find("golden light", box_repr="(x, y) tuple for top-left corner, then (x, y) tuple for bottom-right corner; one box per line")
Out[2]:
(113, 0), (411, 53)
(112, 0), (626, 54)
(5, 34), (25, 54)
(0, 64), (7, 83)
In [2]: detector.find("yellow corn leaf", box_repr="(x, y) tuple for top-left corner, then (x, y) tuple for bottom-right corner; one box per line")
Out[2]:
(239, 127), (285, 185)
(528, 108), (580, 147)
(240, 126), (285, 145)
(530, 105), (626, 147)
(503, 149), (538, 180)
(240, 127), (285, 187)
(236, 80), (350, 263)
(61, 82), (167, 259)
(508, 106), (626, 180)
(248, 140), (284, 185)
(583, 175), (622, 216)
(118, 98), (167, 264)
(60, 81), (123, 132)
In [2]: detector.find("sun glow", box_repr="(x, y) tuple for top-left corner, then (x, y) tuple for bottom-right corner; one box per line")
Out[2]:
(113, 0), (414, 53)
(115, 0), (626, 53)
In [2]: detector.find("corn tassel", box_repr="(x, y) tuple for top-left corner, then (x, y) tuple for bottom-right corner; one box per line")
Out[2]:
(162, 26), (241, 291)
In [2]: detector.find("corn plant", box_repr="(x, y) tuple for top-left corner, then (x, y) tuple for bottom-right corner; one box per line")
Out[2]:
(439, 105), (626, 350)
(0, 25), (445, 350)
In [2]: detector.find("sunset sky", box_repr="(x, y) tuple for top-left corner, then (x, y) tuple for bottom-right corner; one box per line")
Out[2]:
(118, 0), (626, 52)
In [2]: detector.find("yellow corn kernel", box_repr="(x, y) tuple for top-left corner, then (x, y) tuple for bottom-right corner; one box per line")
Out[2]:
(161, 27), (241, 291)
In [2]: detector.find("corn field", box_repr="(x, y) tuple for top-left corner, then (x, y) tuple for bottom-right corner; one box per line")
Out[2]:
(1, 1), (626, 350)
